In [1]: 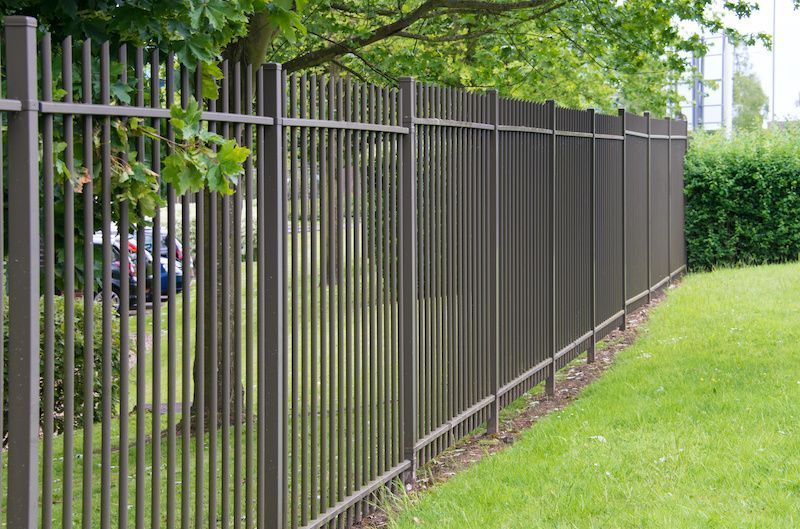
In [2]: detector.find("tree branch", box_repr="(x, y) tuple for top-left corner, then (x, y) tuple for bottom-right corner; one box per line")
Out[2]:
(284, 0), (559, 72)
(330, 2), (399, 17)
(307, 30), (397, 83)
(396, 28), (493, 42)
(285, 0), (439, 71)
(435, 0), (558, 13)
(331, 59), (369, 82)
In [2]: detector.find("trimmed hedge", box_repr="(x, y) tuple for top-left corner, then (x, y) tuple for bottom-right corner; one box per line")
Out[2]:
(2, 296), (122, 445)
(684, 126), (800, 271)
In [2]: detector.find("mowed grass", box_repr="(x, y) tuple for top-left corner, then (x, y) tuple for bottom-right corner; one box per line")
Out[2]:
(390, 263), (800, 529)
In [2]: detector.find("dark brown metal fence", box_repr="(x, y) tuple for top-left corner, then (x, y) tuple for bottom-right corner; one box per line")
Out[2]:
(0, 16), (688, 529)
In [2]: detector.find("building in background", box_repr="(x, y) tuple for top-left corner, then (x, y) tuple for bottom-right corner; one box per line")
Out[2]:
(678, 33), (734, 130)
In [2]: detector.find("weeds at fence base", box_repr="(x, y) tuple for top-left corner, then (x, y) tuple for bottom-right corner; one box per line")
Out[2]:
(354, 284), (677, 529)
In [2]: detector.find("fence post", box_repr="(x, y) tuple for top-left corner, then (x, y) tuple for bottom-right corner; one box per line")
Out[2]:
(545, 99), (556, 396)
(644, 111), (652, 303)
(618, 108), (627, 330)
(487, 90), (501, 433)
(588, 108), (596, 364)
(262, 62), (286, 529)
(398, 77), (419, 483)
(667, 117), (672, 284)
(4, 16), (40, 529)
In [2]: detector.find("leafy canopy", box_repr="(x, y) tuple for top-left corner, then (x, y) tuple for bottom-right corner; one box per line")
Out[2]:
(266, 0), (771, 114)
(2, 0), (778, 114)
(0, 0), (304, 65)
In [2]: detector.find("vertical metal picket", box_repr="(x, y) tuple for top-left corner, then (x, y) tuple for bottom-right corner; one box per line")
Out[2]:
(399, 77), (419, 482)
(263, 62), (286, 529)
(4, 15), (40, 529)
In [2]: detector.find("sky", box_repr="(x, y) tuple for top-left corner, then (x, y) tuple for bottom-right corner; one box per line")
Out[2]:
(726, 0), (800, 121)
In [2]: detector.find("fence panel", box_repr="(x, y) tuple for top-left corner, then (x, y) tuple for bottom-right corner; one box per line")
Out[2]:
(497, 98), (551, 407)
(670, 120), (688, 275)
(624, 112), (650, 309)
(594, 113), (625, 336)
(0, 15), (688, 529)
(554, 108), (593, 368)
(25, 28), (283, 529)
(650, 118), (671, 291)
(283, 73), (407, 528)
(412, 85), (494, 465)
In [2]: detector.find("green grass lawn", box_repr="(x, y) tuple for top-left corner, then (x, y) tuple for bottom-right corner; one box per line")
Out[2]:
(389, 263), (800, 529)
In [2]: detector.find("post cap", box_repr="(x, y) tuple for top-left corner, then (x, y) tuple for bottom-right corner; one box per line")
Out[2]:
(4, 16), (37, 28)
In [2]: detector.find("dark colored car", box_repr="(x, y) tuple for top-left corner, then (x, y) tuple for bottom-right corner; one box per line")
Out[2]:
(143, 227), (189, 291)
(92, 237), (139, 312)
(94, 235), (179, 312)
(131, 232), (184, 295)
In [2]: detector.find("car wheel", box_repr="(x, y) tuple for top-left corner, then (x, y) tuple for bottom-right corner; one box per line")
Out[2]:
(94, 288), (122, 313)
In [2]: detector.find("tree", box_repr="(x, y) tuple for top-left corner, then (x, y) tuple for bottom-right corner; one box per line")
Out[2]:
(733, 49), (769, 131)
(733, 71), (769, 130)
(3, 0), (771, 113)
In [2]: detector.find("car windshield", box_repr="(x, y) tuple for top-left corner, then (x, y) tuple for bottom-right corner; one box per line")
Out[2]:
(141, 230), (180, 252)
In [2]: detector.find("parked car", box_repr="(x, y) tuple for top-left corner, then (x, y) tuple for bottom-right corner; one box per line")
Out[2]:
(93, 232), (184, 312)
(142, 227), (191, 281)
(129, 235), (184, 295)
(91, 235), (139, 312)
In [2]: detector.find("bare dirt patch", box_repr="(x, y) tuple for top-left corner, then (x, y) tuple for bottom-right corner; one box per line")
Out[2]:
(356, 285), (674, 528)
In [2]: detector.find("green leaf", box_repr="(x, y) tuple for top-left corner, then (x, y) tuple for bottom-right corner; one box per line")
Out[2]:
(162, 154), (189, 195)
(110, 83), (132, 105)
(217, 139), (250, 176)
(199, 127), (225, 144)
(170, 97), (203, 139)
(206, 163), (225, 193)
(55, 158), (71, 180)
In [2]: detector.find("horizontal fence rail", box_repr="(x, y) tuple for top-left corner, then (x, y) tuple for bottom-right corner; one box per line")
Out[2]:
(0, 16), (688, 529)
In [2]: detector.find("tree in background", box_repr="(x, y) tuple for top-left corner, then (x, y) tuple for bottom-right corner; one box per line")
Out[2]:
(733, 47), (769, 130)
(1, 0), (771, 114)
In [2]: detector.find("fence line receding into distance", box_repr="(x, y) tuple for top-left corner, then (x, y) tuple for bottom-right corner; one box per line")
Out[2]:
(0, 16), (687, 529)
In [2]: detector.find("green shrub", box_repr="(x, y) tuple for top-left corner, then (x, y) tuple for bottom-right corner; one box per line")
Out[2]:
(2, 296), (122, 445)
(684, 126), (800, 271)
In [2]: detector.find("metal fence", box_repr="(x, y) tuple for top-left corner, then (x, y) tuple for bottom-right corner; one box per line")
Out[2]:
(0, 16), (688, 529)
